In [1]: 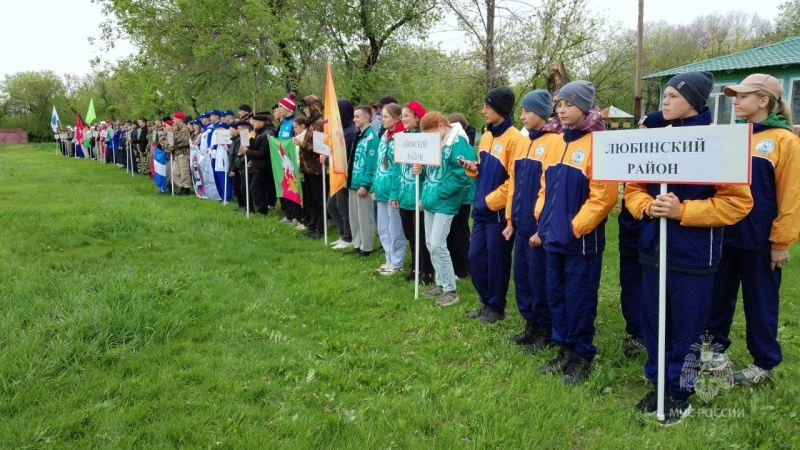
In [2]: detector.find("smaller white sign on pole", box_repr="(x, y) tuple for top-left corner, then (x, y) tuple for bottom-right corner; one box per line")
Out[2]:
(394, 132), (442, 299)
(393, 132), (442, 166)
(312, 131), (331, 156)
(216, 129), (232, 145)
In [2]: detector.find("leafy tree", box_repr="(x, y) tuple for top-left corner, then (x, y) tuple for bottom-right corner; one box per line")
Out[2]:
(775, 0), (800, 39)
(0, 71), (67, 141)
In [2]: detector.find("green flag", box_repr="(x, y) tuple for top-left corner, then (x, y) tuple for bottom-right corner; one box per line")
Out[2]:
(268, 136), (303, 206)
(85, 98), (96, 125)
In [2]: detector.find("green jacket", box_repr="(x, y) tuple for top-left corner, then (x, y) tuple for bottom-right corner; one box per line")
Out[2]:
(421, 133), (477, 215)
(350, 127), (379, 190)
(396, 130), (420, 210)
(371, 131), (399, 203)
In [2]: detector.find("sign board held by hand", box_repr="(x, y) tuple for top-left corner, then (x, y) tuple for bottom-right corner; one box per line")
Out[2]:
(591, 124), (751, 185)
(312, 131), (331, 155)
(393, 132), (441, 166)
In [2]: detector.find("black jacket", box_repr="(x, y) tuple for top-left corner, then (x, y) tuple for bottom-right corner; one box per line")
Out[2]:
(248, 124), (276, 172)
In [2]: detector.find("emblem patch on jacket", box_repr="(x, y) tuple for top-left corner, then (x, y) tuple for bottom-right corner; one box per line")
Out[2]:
(756, 139), (775, 155)
(571, 149), (585, 165)
(535, 145), (545, 158)
(493, 143), (503, 155)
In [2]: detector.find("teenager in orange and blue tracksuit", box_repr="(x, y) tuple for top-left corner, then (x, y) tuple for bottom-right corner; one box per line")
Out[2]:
(502, 89), (563, 352)
(619, 111), (671, 359)
(624, 71), (753, 425)
(533, 81), (618, 385)
(707, 74), (800, 387)
(463, 87), (525, 324)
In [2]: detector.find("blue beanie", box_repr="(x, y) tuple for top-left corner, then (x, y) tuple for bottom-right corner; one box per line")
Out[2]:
(666, 71), (714, 114)
(557, 81), (595, 114)
(521, 89), (553, 120)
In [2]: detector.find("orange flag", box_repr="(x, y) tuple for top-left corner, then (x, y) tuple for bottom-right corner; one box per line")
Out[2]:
(323, 62), (347, 197)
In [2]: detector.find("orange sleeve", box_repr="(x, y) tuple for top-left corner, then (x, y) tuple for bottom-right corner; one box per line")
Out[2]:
(623, 183), (654, 220)
(505, 156), (516, 225)
(680, 184), (753, 227)
(484, 135), (518, 212)
(770, 134), (800, 250)
(573, 179), (619, 237)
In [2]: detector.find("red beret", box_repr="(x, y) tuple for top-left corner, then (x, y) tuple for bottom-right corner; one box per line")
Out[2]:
(407, 101), (426, 119)
(173, 112), (186, 120)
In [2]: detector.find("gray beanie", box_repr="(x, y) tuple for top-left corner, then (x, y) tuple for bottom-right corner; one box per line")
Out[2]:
(557, 81), (595, 114)
(521, 89), (553, 120)
(666, 71), (714, 114)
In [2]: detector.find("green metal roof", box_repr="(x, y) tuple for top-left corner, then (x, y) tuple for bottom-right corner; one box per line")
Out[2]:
(643, 36), (800, 80)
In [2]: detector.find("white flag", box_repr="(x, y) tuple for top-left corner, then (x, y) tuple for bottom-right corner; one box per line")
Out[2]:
(50, 106), (60, 132)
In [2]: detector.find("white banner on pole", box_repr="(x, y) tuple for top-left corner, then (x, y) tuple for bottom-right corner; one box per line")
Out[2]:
(393, 132), (442, 166)
(591, 124), (751, 184)
(312, 131), (331, 156)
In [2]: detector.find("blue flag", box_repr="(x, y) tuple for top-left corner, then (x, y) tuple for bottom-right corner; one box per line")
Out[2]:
(153, 148), (168, 192)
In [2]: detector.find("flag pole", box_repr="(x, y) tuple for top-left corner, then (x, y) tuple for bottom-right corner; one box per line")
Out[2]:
(244, 155), (250, 218)
(223, 145), (228, 205)
(171, 153), (175, 196)
(322, 161), (328, 245)
(656, 182), (667, 422)
(414, 173), (420, 300)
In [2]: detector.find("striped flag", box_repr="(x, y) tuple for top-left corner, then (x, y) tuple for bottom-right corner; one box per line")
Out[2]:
(323, 62), (347, 197)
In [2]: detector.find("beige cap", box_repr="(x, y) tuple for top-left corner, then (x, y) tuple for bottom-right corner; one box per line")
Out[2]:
(723, 74), (783, 100)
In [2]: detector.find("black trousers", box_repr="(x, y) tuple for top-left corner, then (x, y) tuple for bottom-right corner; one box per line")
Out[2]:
(232, 172), (244, 207)
(447, 204), (472, 278)
(303, 174), (324, 233)
(400, 207), (434, 274)
(250, 171), (272, 214)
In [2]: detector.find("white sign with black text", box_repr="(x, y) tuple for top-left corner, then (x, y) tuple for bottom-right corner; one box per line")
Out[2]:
(393, 132), (441, 166)
(591, 124), (751, 184)
(312, 131), (331, 156)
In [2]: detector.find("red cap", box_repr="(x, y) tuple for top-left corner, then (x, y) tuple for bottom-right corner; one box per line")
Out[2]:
(173, 112), (186, 120)
(407, 101), (426, 119)
(165, 119), (175, 126)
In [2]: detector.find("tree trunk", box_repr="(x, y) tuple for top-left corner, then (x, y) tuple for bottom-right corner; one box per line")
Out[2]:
(485, 0), (496, 90)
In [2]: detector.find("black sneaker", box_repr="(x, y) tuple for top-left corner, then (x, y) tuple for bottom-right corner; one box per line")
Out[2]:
(477, 309), (505, 324)
(660, 396), (692, 426)
(539, 347), (573, 375)
(346, 248), (362, 255)
(403, 271), (416, 282)
(625, 336), (646, 358)
(466, 305), (490, 319)
(635, 390), (658, 414)
(304, 231), (322, 239)
(419, 272), (434, 285)
(357, 250), (372, 257)
(563, 355), (592, 385)
(508, 320), (537, 345)
(523, 326), (554, 355)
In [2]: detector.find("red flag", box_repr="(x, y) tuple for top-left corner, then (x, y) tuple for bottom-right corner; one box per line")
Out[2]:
(75, 113), (84, 143)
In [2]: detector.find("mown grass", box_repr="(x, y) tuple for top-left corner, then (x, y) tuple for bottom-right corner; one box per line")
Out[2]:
(1, 142), (800, 449)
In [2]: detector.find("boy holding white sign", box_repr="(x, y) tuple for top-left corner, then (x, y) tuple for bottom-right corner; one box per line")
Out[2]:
(534, 81), (617, 384)
(623, 71), (753, 425)
(502, 89), (562, 352)
(708, 74), (800, 387)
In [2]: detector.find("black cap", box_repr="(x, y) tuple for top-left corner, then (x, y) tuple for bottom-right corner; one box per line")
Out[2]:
(238, 104), (252, 113)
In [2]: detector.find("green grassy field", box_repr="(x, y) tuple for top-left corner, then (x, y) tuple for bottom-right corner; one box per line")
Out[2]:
(2, 142), (800, 449)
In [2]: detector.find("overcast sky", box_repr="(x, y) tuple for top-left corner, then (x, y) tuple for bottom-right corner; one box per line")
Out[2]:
(0, 0), (788, 80)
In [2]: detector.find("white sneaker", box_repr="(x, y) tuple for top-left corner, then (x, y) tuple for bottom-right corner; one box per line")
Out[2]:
(380, 267), (400, 276)
(279, 217), (292, 224)
(291, 219), (299, 226)
(376, 263), (391, 272)
(332, 240), (354, 249)
(296, 223), (307, 230)
(330, 239), (343, 246)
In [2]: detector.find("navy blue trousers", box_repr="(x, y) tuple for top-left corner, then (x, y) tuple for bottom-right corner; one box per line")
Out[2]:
(708, 248), (782, 370)
(641, 266), (714, 401)
(546, 251), (602, 361)
(619, 249), (643, 339)
(514, 231), (550, 324)
(468, 220), (513, 313)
